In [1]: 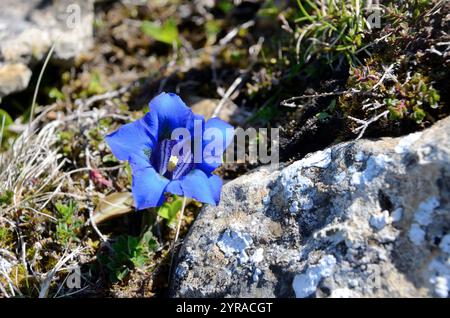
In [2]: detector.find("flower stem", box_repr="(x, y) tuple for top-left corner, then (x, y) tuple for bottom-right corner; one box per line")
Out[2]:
(168, 196), (187, 281)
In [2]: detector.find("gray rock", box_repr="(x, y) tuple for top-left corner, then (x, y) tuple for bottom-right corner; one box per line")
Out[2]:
(170, 116), (450, 298)
(0, 0), (94, 97)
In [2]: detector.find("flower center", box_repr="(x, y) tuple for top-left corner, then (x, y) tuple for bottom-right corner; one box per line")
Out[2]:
(152, 138), (194, 180)
(167, 155), (179, 172)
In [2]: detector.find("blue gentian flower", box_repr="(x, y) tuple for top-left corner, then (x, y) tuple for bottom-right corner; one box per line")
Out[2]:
(105, 92), (234, 210)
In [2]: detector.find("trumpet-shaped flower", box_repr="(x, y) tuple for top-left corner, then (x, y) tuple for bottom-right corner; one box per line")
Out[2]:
(105, 92), (234, 209)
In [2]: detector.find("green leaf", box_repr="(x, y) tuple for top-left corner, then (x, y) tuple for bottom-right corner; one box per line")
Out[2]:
(48, 87), (65, 101)
(0, 109), (13, 128)
(258, 0), (280, 18)
(116, 268), (130, 281)
(413, 106), (426, 123)
(296, 0), (314, 21)
(0, 109), (14, 150)
(157, 195), (183, 226)
(102, 153), (119, 164)
(103, 232), (158, 282)
(141, 18), (180, 46)
(54, 200), (82, 245)
(140, 230), (158, 250)
(217, 0), (233, 14)
(316, 112), (331, 120)
(87, 71), (106, 96)
(55, 200), (77, 221)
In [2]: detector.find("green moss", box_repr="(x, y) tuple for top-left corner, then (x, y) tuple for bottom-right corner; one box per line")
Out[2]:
(0, 227), (13, 249)
(57, 130), (75, 156)
(0, 189), (13, 205)
(87, 71), (106, 96)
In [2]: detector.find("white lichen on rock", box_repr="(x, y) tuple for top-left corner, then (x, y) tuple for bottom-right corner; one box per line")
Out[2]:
(354, 151), (365, 161)
(252, 268), (262, 282)
(395, 132), (422, 154)
(414, 197), (439, 226)
(330, 288), (356, 298)
(300, 148), (332, 169)
(281, 167), (315, 213)
(334, 171), (346, 183)
(292, 255), (337, 298)
(217, 229), (253, 263)
(390, 208), (403, 223)
(409, 223), (426, 246)
(250, 248), (264, 264)
(351, 154), (392, 186)
(370, 210), (390, 230)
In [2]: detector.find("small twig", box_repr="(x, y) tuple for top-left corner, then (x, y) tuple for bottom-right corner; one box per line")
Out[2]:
(219, 20), (255, 47)
(212, 76), (243, 118)
(23, 207), (57, 221)
(279, 13), (293, 33)
(372, 63), (396, 90)
(355, 32), (392, 54)
(362, 100), (385, 112)
(75, 85), (130, 112)
(348, 110), (389, 139)
(89, 207), (111, 248)
(280, 90), (350, 108)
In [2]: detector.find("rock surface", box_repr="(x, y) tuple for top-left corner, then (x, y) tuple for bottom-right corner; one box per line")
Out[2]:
(171, 116), (450, 298)
(0, 0), (94, 97)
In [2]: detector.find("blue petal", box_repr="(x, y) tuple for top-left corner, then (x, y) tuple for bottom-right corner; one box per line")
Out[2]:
(179, 169), (223, 205)
(129, 153), (152, 171)
(105, 111), (158, 161)
(130, 155), (169, 209)
(149, 92), (192, 138)
(187, 112), (205, 138)
(165, 180), (183, 196)
(197, 117), (234, 174)
(186, 113), (205, 165)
